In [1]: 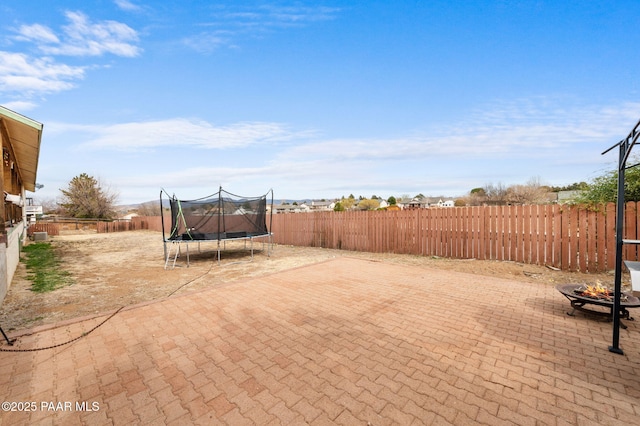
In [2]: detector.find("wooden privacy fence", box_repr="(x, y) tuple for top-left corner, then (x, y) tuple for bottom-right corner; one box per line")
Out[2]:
(88, 202), (640, 272)
(97, 216), (170, 233)
(29, 216), (169, 234)
(269, 203), (640, 273)
(27, 222), (60, 237)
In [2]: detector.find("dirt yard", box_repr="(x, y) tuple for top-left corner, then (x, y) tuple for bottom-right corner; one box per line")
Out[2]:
(0, 230), (619, 333)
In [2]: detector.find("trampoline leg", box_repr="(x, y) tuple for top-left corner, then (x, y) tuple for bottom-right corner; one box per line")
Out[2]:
(165, 242), (177, 270)
(164, 242), (180, 270)
(172, 244), (180, 269)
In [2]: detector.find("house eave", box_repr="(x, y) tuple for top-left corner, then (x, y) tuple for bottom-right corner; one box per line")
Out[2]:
(0, 106), (43, 192)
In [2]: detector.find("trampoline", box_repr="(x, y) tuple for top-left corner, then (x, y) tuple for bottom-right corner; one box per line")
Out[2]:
(161, 187), (273, 269)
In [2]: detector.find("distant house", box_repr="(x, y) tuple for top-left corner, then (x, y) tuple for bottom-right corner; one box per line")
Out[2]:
(404, 197), (455, 208)
(25, 197), (43, 224)
(404, 197), (430, 209)
(272, 203), (311, 214)
(120, 212), (139, 221)
(437, 199), (455, 208)
(310, 200), (335, 211)
(0, 106), (43, 306)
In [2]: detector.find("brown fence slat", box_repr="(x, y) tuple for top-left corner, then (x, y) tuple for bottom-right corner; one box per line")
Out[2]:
(562, 204), (571, 270)
(529, 205), (537, 265)
(577, 207), (587, 272)
(546, 205), (556, 268)
(507, 206), (515, 262)
(570, 206), (579, 272)
(553, 205), (563, 269)
(534, 205), (543, 266)
(595, 204), (606, 272)
(587, 208), (597, 273)
(523, 205), (532, 264)
(497, 206), (506, 261)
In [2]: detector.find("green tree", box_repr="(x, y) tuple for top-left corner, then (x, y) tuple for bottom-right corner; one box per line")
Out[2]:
(59, 173), (118, 219)
(550, 182), (589, 192)
(577, 166), (640, 204)
(387, 196), (397, 205)
(340, 196), (356, 210)
(333, 202), (345, 212)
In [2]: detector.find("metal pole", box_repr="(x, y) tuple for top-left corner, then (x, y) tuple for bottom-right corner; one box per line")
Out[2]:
(609, 140), (627, 354)
(160, 190), (167, 261)
(0, 326), (15, 345)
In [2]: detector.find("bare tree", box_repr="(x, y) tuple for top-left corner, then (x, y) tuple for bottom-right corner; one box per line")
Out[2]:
(137, 201), (161, 216)
(34, 197), (63, 215)
(483, 183), (508, 205)
(506, 177), (550, 205)
(464, 187), (487, 206)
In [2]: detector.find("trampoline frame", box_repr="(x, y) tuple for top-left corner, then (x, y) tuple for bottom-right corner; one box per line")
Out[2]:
(161, 187), (273, 269)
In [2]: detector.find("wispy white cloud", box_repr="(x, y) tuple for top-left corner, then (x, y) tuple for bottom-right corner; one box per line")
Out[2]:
(180, 31), (234, 54)
(0, 51), (85, 95)
(124, 165), (273, 188)
(1, 100), (38, 112)
(57, 98), (640, 185)
(114, 0), (141, 12)
(13, 23), (59, 44)
(15, 11), (141, 57)
(244, 4), (341, 25)
(37, 98), (640, 204)
(183, 4), (340, 52)
(72, 118), (313, 151)
(2, 10), (141, 106)
(208, 4), (341, 27)
(276, 99), (640, 165)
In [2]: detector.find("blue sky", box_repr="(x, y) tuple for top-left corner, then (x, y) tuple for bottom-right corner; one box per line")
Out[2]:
(2, 1), (640, 205)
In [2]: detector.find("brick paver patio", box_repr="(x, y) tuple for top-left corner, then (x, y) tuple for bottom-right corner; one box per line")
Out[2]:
(1, 257), (640, 425)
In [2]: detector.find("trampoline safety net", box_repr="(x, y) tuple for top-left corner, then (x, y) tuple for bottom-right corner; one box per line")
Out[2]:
(162, 187), (273, 242)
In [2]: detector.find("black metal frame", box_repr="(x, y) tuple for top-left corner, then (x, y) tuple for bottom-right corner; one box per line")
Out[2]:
(0, 325), (15, 345)
(601, 117), (640, 354)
